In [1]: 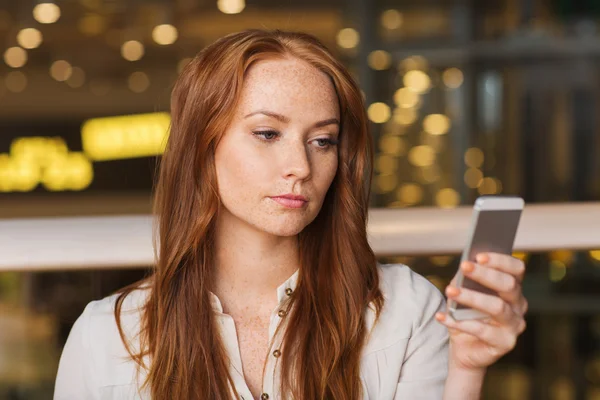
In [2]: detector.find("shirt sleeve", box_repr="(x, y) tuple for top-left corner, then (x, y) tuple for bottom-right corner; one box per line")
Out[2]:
(54, 301), (99, 400)
(394, 284), (449, 399)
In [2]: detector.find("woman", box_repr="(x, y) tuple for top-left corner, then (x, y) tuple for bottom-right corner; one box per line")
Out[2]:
(54, 30), (527, 400)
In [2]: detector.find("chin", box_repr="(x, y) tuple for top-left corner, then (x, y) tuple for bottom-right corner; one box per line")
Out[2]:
(258, 216), (313, 237)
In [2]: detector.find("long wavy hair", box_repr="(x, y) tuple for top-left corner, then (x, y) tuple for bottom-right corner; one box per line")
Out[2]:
(114, 29), (384, 400)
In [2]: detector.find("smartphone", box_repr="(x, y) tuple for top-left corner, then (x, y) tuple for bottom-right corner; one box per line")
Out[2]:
(447, 195), (524, 321)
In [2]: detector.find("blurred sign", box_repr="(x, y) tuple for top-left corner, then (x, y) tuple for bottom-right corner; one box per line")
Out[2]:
(81, 112), (170, 161)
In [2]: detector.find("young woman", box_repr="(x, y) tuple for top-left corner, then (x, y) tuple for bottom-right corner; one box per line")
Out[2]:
(54, 30), (527, 400)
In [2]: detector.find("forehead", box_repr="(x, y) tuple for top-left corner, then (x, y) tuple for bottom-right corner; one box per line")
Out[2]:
(237, 57), (340, 118)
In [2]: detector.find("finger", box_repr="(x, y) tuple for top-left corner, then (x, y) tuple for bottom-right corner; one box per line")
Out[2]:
(435, 312), (519, 353)
(476, 252), (526, 281)
(460, 262), (521, 305)
(445, 286), (518, 325)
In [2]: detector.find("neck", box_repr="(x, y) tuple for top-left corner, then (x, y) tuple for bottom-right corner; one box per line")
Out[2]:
(212, 211), (300, 315)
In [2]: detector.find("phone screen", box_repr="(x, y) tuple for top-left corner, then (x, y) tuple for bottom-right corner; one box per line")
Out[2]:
(456, 209), (522, 310)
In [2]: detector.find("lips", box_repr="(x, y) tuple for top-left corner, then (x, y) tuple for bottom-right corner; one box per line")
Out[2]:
(270, 195), (308, 209)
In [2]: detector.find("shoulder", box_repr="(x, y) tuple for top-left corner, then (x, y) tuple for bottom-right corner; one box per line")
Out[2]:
(363, 263), (447, 353)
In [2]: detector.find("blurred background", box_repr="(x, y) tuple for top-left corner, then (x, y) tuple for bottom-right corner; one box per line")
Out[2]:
(0, 0), (599, 399)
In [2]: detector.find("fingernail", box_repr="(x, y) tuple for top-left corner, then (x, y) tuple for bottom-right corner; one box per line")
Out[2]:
(476, 253), (489, 264)
(446, 286), (460, 297)
(461, 262), (475, 273)
(435, 312), (446, 321)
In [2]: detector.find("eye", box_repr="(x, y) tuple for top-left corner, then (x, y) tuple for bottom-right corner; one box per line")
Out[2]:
(314, 137), (339, 149)
(253, 130), (279, 140)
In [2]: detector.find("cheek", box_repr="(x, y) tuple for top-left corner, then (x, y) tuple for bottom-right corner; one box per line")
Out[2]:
(215, 143), (267, 204)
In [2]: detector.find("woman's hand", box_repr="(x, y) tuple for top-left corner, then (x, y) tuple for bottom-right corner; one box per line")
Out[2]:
(435, 252), (528, 371)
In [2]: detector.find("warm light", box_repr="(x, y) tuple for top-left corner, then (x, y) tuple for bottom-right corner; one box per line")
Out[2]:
(375, 154), (398, 174)
(423, 114), (451, 135)
(430, 256), (453, 267)
(17, 28), (43, 49)
(443, 67), (464, 89)
(393, 108), (417, 125)
(478, 177), (499, 195)
(121, 40), (144, 61)
(393, 88), (419, 108)
(152, 24), (178, 45)
(399, 56), (428, 72)
(549, 260), (567, 282)
(464, 168), (483, 188)
(217, 0), (245, 14)
(420, 165), (440, 183)
(4, 47), (27, 68)
(381, 10), (403, 30)
(436, 188), (460, 209)
(33, 2), (61, 24)
(177, 57), (192, 73)
(368, 102), (391, 123)
(336, 28), (359, 49)
(78, 13), (106, 36)
(408, 145), (435, 167)
(591, 250), (600, 261)
(368, 50), (391, 70)
(550, 250), (574, 264)
(376, 174), (397, 193)
(379, 135), (405, 156)
(5, 71), (27, 92)
(67, 67), (86, 88)
(50, 60), (73, 81)
(403, 70), (431, 94)
(464, 147), (484, 168)
(397, 183), (423, 205)
(81, 112), (171, 161)
(128, 71), (150, 93)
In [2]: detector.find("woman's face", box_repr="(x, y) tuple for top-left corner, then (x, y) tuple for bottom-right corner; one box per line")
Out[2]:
(214, 57), (340, 237)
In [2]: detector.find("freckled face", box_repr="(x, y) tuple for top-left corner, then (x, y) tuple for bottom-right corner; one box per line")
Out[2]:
(214, 57), (340, 237)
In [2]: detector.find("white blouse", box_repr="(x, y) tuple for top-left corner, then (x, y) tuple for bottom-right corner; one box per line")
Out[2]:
(54, 263), (449, 400)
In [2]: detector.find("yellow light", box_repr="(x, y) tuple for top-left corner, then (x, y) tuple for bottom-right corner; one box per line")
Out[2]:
(121, 40), (144, 61)
(177, 57), (192, 73)
(403, 70), (431, 94)
(443, 67), (464, 89)
(549, 260), (567, 282)
(4, 47), (27, 68)
(10, 157), (40, 192)
(78, 13), (106, 36)
(5, 71), (27, 92)
(152, 24), (178, 45)
(368, 50), (391, 70)
(591, 250), (600, 261)
(436, 188), (460, 209)
(128, 71), (150, 93)
(550, 250), (574, 264)
(393, 88), (419, 108)
(0, 154), (14, 192)
(430, 256), (453, 267)
(379, 135), (405, 156)
(398, 56), (428, 71)
(464, 168), (483, 188)
(367, 102), (391, 123)
(512, 252), (528, 262)
(393, 108), (417, 125)
(381, 9), (403, 30)
(81, 112), (171, 161)
(376, 174), (397, 193)
(464, 147), (484, 168)
(397, 183), (423, 205)
(375, 154), (397, 174)
(33, 2), (61, 24)
(478, 177), (498, 195)
(336, 28), (359, 49)
(67, 67), (86, 88)
(217, 0), (245, 14)
(50, 60), (73, 82)
(423, 114), (451, 135)
(17, 28), (43, 49)
(408, 145), (435, 167)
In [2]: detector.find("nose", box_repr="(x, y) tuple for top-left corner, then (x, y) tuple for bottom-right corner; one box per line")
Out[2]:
(281, 141), (311, 181)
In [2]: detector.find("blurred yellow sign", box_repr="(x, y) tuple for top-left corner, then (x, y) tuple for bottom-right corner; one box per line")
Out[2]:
(81, 112), (170, 161)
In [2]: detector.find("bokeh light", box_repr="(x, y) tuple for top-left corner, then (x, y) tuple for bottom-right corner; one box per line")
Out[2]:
(368, 50), (391, 70)
(121, 40), (144, 61)
(17, 28), (43, 49)
(368, 102), (391, 123)
(33, 2), (61, 24)
(403, 70), (431, 94)
(4, 47), (27, 68)
(152, 24), (178, 45)
(336, 28), (359, 49)
(436, 188), (460, 208)
(423, 114), (451, 135)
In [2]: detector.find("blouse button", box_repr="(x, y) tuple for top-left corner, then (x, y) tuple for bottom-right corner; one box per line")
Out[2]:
(277, 309), (287, 318)
(273, 349), (281, 358)
(261, 393), (269, 400)
(285, 288), (293, 296)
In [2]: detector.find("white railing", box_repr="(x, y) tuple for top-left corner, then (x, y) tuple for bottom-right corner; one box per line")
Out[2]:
(0, 202), (599, 271)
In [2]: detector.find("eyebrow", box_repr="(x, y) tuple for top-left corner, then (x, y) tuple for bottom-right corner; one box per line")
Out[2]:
(244, 110), (340, 129)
